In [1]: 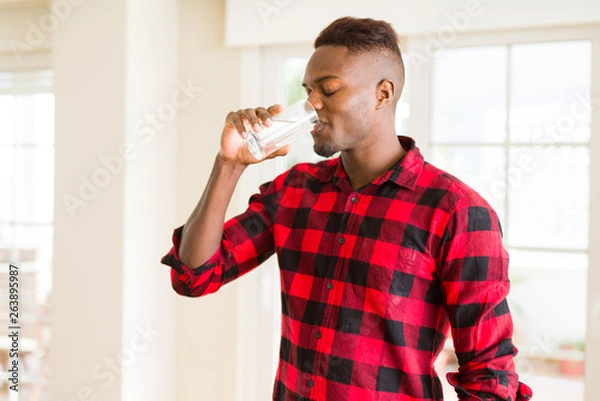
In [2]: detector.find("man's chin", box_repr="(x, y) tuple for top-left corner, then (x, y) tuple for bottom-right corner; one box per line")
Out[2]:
(313, 144), (337, 158)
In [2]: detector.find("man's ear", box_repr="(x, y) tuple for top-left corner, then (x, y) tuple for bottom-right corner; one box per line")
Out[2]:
(375, 79), (395, 109)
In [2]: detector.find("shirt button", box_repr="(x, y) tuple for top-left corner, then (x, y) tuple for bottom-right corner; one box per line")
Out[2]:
(315, 331), (322, 339)
(307, 379), (314, 388)
(351, 197), (358, 204)
(338, 237), (345, 245)
(326, 282), (334, 290)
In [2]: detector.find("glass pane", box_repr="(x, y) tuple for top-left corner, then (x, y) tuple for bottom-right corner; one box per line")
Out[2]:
(14, 146), (55, 224)
(431, 145), (506, 221)
(510, 248), (588, 270)
(432, 46), (507, 144)
(396, 54), (410, 137)
(284, 57), (308, 105)
(282, 57), (322, 166)
(13, 224), (54, 302)
(14, 93), (55, 145)
(508, 249), (586, 398)
(0, 95), (16, 145)
(510, 41), (592, 144)
(507, 146), (589, 250)
(0, 70), (53, 399)
(0, 224), (14, 249)
(0, 147), (15, 222)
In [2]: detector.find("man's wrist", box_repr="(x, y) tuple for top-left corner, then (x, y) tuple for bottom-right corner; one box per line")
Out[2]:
(215, 153), (248, 175)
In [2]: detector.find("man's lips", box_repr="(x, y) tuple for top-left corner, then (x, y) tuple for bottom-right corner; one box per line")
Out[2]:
(312, 122), (326, 135)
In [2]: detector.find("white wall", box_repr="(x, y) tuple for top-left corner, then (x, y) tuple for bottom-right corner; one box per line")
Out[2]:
(122, 0), (179, 399)
(225, 0), (600, 46)
(0, 4), (50, 70)
(0, 5), (49, 52)
(175, 0), (244, 400)
(51, 0), (128, 397)
(51, 0), (177, 400)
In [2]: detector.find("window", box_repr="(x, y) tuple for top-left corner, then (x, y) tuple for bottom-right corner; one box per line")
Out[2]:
(430, 40), (592, 399)
(0, 69), (54, 398)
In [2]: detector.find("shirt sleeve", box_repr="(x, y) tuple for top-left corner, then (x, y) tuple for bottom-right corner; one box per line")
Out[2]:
(160, 175), (283, 298)
(438, 189), (533, 400)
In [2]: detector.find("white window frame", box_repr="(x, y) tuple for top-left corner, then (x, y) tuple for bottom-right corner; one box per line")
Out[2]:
(407, 25), (600, 400)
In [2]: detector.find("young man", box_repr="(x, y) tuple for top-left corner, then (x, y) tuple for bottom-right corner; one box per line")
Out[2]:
(161, 17), (533, 401)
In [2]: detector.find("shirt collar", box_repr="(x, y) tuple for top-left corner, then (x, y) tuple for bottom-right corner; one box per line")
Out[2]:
(318, 136), (423, 191)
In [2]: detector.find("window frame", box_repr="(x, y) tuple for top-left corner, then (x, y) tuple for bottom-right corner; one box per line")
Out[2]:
(407, 24), (600, 400)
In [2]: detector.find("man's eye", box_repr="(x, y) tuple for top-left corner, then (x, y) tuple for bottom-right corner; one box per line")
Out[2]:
(323, 89), (337, 97)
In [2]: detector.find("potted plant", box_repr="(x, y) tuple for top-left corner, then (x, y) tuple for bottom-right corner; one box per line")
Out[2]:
(558, 340), (584, 376)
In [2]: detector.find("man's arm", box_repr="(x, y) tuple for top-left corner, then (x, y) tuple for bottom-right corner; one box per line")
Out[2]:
(178, 154), (247, 268)
(438, 189), (533, 400)
(178, 104), (286, 269)
(161, 104), (291, 297)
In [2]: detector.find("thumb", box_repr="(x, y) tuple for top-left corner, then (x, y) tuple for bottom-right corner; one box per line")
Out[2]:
(267, 104), (284, 116)
(265, 144), (291, 160)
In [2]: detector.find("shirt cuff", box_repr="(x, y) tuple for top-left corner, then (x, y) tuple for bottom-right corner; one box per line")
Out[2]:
(160, 225), (199, 276)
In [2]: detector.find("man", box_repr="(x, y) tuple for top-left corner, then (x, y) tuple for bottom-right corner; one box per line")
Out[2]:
(161, 17), (532, 401)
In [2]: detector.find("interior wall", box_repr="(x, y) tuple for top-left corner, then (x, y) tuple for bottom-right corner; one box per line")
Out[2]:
(0, 4), (50, 69)
(122, 0), (178, 399)
(51, 0), (178, 399)
(175, 0), (243, 400)
(51, 0), (127, 399)
(0, 5), (49, 53)
(225, 0), (600, 46)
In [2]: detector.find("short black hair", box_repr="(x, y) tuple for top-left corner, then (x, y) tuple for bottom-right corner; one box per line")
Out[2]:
(314, 16), (402, 59)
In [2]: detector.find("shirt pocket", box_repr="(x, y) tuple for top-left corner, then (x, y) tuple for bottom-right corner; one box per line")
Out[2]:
(357, 241), (437, 298)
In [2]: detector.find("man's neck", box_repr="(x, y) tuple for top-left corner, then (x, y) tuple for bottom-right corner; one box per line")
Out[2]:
(341, 134), (406, 191)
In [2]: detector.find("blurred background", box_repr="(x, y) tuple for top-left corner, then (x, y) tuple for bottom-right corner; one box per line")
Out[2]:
(0, 0), (599, 400)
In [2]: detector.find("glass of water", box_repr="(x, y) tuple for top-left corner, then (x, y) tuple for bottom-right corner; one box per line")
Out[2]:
(245, 99), (319, 160)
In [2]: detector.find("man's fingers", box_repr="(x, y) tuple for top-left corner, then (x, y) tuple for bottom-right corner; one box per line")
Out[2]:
(256, 107), (273, 126)
(267, 104), (284, 116)
(244, 108), (261, 131)
(225, 111), (248, 138)
(225, 104), (285, 139)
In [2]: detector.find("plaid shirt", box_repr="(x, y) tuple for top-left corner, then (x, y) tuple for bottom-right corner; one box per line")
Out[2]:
(161, 136), (532, 401)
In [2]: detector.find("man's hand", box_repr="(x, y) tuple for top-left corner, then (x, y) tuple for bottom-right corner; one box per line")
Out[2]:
(220, 104), (290, 165)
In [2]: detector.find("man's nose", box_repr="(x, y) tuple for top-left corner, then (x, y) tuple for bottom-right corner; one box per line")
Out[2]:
(307, 94), (323, 111)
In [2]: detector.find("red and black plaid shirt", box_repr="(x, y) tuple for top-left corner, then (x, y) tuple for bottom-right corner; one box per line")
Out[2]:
(161, 136), (532, 400)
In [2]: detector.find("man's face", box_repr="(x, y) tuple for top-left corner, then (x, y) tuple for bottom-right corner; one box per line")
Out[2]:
(303, 45), (380, 158)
